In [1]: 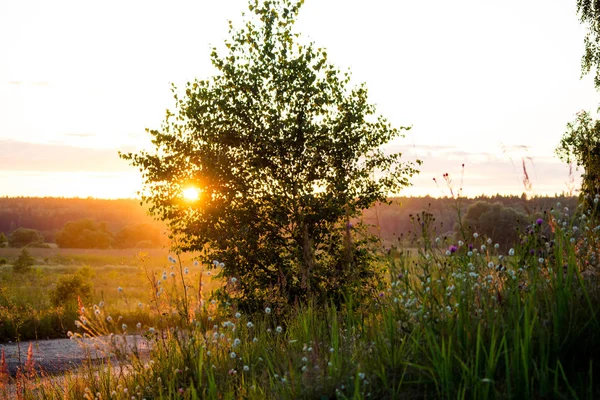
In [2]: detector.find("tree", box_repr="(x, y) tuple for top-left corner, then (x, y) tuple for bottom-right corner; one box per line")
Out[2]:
(556, 110), (600, 207)
(577, 0), (600, 89)
(121, 0), (420, 310)
(459, 201), (527, 249)
(55, 219), (113, 249)
(8, 228), (44, 248)
(0, 233), (6, 248)
(13, 249), (35, 273)
(50, 273), (92, 307)
(114, 223), (163, 249)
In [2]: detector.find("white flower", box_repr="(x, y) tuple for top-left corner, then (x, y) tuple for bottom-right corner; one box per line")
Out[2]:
(106, 316), (113, 322)
(253, 337), (259, 343)
(276, 326), (283, 333)
(219, 262), (225, 268)
(247, 322), (254, 328)
(233, 338), (241, 347)
(467, 251), (473, 257)
(481, 245), (486, 251)
(301, 366), (307, 372)
(538, 257), (544, 264)
(458, 240), (464, 246)
(230, 352), (237, 359)
(136, 322), (142, 329)
(243, 365), (249, 372)
(473, 233), (479, 239)
(184, 268), (189, 274)
(487, 238), (492, 244)
(302, 357), (308, 363)
(359, 372), (366, 380)
(148, 327), (155, 333)
(231, 277), (237, 284)
(235, 312), (241, 319)
(122, 323), (127, 331)
(508, 248), (515, 256)
(118, 287), (123, 292)
(488, 262), (494, 269)
(494, 243), (499, 249)
(265, 307), (271, 314)
(445, 250), (451, 256)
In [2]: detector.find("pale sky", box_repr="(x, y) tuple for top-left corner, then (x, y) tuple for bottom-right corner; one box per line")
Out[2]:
(0, 0), (598, 198)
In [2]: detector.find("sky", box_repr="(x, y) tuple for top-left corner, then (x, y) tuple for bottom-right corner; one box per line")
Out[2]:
(0, 0), (598, 198)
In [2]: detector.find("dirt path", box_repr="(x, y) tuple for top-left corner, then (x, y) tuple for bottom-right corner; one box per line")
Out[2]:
(1, 335), (150, 376)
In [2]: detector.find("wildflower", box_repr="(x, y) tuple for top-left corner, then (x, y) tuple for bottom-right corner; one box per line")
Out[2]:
(106, 316), (113, 322)
(458, 240), (464, 246)
(247, 322), (254, 328)
(473, 233), (479, 239)
(570, 237), (576, 243)
(99, 301), (105, 308)
(330, 347), (335, 353)
(302, 357), (308, 363)
(481, 245), (486, 251)
(508, 248), (515, 256)
(136, 322), (142, 329)
(170, 272), (175, 278)
(233, 338), (241, 347)
(488, 262), (494, 268)
(219, 262), (225, 268)
(94, 309), (100, 316)
(301, 366), (307, 372)
(538, 257), (544, 264)
(184, 268), (189, 274)
(445, 250), (451, 256)
(467, 251), (473, 257)
(359, 372), (366, 380)
(265, 307), (272, 314)
(194, 260), (199, 266)
(230, 352), (237, 359)
(148, 327), (155, 333)
(449, 245), (457, 253)
(243, 365), (249, 372)
(213, 260), (219, 266)
(118, 287), (123, 292)
(122, 323), (128, 331)
(253, 337), (259, 343)
(231, 277), (237, 284)
(235, 312), (241, 319)
(536, 218), (543, 226)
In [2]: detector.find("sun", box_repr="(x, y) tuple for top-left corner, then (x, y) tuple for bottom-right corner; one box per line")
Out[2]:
(182, 187), (200, 201)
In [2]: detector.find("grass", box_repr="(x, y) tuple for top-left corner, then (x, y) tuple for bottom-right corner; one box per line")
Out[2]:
(3, 197), (600, 399)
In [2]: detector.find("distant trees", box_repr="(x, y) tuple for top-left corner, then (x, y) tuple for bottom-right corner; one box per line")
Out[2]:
(458, 201), (527, 249)
(54, 219), (164, 249)
(8, 228), (44, 248)
(0, 232), (6, 248)
(55, 219), (113, 249)
(114, 223), (163, 249)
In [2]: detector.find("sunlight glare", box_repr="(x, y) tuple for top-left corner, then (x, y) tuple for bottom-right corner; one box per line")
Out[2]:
(183, 187), (200, 201)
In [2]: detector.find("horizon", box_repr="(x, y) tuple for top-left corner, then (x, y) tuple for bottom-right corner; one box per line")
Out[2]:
(0, 0), (597, 198)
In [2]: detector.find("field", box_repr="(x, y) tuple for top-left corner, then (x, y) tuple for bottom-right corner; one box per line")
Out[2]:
(1, 199), (600, 399)
(0, 248), (219, 343)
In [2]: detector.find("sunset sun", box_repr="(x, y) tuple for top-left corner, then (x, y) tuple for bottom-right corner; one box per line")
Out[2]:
(182, 187), (200, 201)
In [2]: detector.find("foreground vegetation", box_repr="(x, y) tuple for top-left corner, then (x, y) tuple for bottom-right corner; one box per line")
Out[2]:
(2, 195), (599, 399)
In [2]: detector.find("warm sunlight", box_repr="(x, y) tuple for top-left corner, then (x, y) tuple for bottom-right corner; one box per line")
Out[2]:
(183, 187), (200, 201)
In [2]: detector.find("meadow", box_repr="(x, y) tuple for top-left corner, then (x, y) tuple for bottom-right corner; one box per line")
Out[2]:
(2, 196), (600, 399)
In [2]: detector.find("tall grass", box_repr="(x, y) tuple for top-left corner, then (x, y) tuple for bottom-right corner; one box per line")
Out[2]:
(6, 196), (600, 399)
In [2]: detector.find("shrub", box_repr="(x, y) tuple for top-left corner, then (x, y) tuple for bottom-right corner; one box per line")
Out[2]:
(12, 249), (35, 273)
(50, 274), (93, 307)
(8, 228), (44, 248)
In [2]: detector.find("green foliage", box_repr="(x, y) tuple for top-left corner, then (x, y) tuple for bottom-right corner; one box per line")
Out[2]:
(0, 257), (6, 265)
(0, 232), (7, 247)
(458, 201), (528, 248)
(577, 0), (600, 89)
(55, 219), (114, 249)
(12, 248), (35, 273)
(50, 273), (93, 307)
(556, 110), (600, 208)
(8, 227), (44, 248)
(121, 0), (419, 310)
(114, 223), (163, 248)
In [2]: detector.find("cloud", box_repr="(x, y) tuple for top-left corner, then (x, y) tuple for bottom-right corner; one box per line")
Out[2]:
(0, 140), (130, 173)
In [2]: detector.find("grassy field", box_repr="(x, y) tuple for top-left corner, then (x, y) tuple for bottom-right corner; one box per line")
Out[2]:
(2, 201), (600, 399)
(0, 248), (220, 342)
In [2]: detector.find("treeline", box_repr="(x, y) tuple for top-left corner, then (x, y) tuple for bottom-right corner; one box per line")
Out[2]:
(0, 195), (579, 250)
(365, 194), (579, 249)
(0, 197), (167, 248)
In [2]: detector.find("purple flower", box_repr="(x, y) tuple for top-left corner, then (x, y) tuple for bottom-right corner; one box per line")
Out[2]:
(536, 218), (543, 226)
(468, 244), (473, 251)
(449, 245), (458, 254)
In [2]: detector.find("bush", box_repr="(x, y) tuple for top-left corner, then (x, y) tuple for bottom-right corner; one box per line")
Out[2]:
(0, 258), (6, 265)
(13, 249), (35, 273)
(8, 227), (44, 248)
(50, 274), (93, 307)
